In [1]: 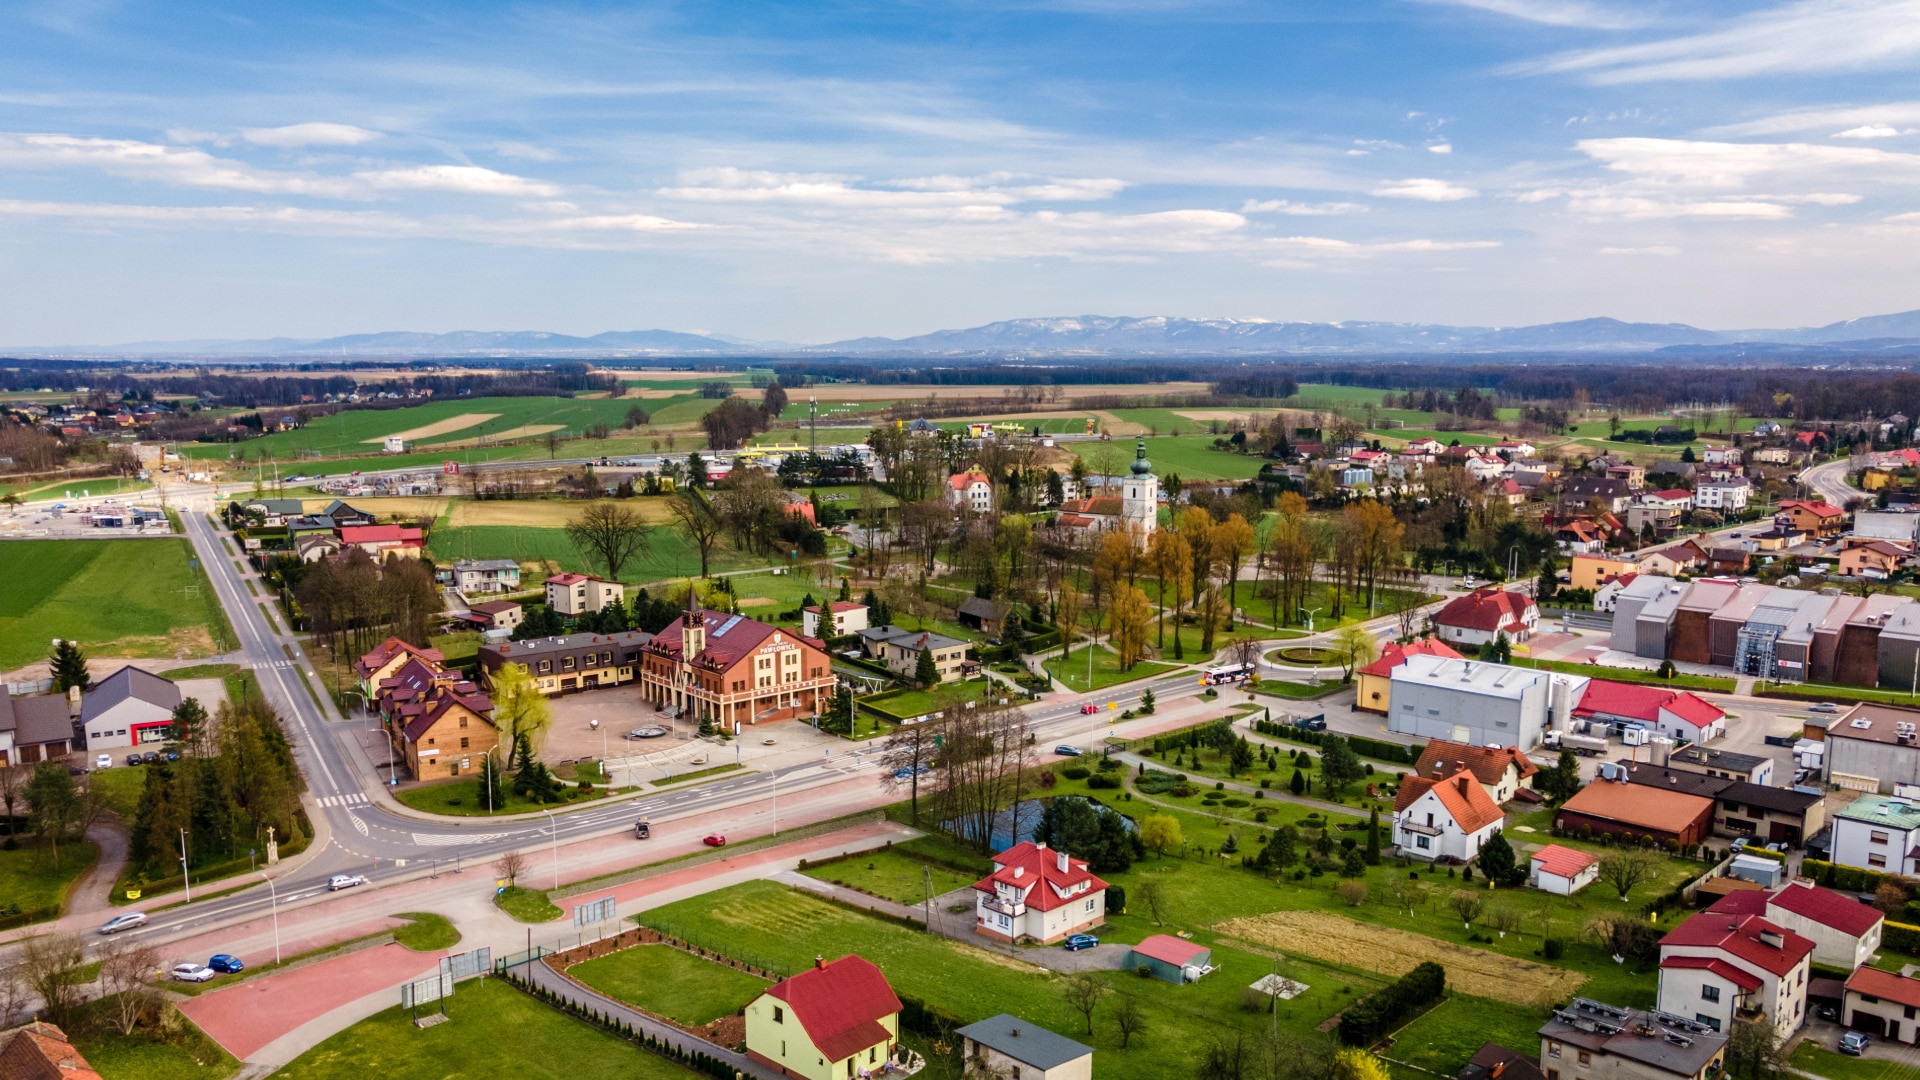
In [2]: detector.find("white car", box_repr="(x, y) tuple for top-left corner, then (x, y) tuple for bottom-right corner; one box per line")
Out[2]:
(169, 962), (217, 983)
(327, 874), (366, 892)
(95, 754), (112, 770)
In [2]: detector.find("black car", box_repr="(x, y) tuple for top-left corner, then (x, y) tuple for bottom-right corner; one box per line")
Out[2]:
(1294, 715), (1328, 732)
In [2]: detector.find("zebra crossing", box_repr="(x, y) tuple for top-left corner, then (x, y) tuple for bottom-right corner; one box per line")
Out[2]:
(315, 792), (371, 809)
(250, 659), (297, 671)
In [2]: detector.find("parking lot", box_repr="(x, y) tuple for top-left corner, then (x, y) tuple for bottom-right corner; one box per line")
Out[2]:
(541, 688), (860, 780)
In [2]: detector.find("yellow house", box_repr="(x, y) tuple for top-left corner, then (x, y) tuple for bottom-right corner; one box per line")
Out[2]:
(1570, 553), (1637, 592)
(745, 955), (903, 1080)
(1356, 639), (1464, 714)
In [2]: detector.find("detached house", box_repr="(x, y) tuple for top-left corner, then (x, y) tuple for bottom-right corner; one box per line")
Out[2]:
(947, 467), (994, 513)
(544, 572), (624, 616)
(1775, 500), (1846, 538)
(1392, 767), (1505, 862)
(859, 625), (970, 684)
(801, 601), (869, 640)
(1432, 587), (1540, 646)
(1844, 967), (1920, 1046)
(972, 840), (1108, 944)
(1574, 680), (1727, 744)
(1708, 878), (1884, 971)
(337, 524), (425, 559)
(1409, 739), (1539, 804)
(451, 558), (522, 595)
(745, 955), (905, 1080)
(354, 637), (446, 698)
(373, 656), (498, 781)
(1657, 912), (1813, 1037)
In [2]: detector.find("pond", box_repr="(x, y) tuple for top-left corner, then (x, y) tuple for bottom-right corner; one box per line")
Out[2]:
(943, 795), (1136, 852)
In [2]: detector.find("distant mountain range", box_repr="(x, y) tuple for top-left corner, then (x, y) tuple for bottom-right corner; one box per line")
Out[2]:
(18, 308), (1920, 360)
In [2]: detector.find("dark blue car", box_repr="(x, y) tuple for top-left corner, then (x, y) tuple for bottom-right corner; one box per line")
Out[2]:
(1063, 934), (1099, 951)
(207, 954), (244, 974)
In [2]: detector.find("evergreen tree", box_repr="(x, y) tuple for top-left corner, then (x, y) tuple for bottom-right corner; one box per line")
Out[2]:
(1340, 847), (1367, 877)
(1290, 768), (1307, 795)
(25, 762), (80, 868)
(49, 640), (90, 693)
(1319, 736), (1365, 797)
(1230, 736), (1254, 775)
(1476, 830), (1521, 886)
(170, 697), (210, 755)
(475, 754), (505, 811)
(1139, 688), (1155, 714)
(914, 646), (938, 688)
(1538, 748), (1584, 803)
(839, 578), (851, 602)
(1365, 808), (1382, 865)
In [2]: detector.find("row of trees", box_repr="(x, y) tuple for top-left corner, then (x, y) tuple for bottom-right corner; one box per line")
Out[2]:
(290, 549), (441, 658)
(128, 695), (305, 881)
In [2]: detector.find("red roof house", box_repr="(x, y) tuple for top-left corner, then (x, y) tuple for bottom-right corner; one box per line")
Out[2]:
(1574, 679), (1727, 742)
(1845, 967), (1920, 1039)
(1409, 738), (1539, 803)
(336, 523), (426, 557)
(0, 1022), (104, 1080)
(1528, 844), (1599, 895)
(1658, 912), (1814, 1035)
(972, 841), (1108, 944)
(1393, 767), (1506, 861)
(354, 636), (445, 691)
(1710, 878), (1886, 970)
(746, 955), (904, 1077)
(1431, 586), (1539, 646)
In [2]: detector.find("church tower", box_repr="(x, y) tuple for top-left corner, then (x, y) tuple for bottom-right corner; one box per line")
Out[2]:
(680, 586), (706, 661)
(1120, 439), (1159, 548)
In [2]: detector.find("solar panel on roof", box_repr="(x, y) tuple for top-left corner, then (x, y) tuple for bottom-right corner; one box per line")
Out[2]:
(713, 614), (745, 637)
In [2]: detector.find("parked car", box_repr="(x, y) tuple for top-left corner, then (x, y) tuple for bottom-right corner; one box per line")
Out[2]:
(1810, 702), (1840, 713)
(99, 912), (148, 935)
(326, 874), (366, 891)
(207, 954), (244, 974)
(892, 764), (930, 780)
(169, 963), (217, 983)
(1839, 1032), (1871, 1056)
(1063, 934), (1100, 951)
(141, 751), (160, 764)
(95, 755), (112, 770)
(1816, 1004), (1840, 1022)
(703, 834), (727, 847)
(1294, 716), (1328, 732)
(1055, 745), (1083, 757)
(124, 753), (144, 766)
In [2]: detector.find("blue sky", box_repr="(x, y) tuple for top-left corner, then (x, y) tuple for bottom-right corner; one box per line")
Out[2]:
(4, 0), (1920, 343)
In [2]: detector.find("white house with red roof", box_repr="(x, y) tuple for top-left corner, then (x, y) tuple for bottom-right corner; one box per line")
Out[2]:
(1709, 878), (1885, 971)
(947, 466), (994, 513)
(801, 600), (869, 640)
(544, 572), (624, 616)
(972, 841), (1108, 944)
(1657, 912), (1814, 1037)
(1392, 767), (1506, 862)
(1528, 844), (1599, 895)
(1593, 571), (1639, 614)
(1574, 679), (1727, 743)
(337, 523), (426, 559)
(744, 954), (905, 1080)
(639, 599), (836, 728)
(1845, 967), (1920, 1045)
(1431, 586), (1539, 647)
(1410, 739), (1539, 804)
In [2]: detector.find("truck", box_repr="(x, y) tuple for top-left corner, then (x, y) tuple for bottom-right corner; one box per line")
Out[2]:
(1556, 733), (1610, 757)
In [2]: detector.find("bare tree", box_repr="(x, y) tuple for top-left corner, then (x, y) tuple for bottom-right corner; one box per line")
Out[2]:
(496, 848), (528, 887)
(1448, 891), (1485, 929)
(0, 955), (28, 1029)
(1596, 849), (1661, 902)
(0, 765), (22, 839)
(1112, 993), (1147, 1048)
(926, 698), (1035, 853)
(1061, 972), (1108, 1035)
(666, 491), (725, 577)
(1133, 877), (1168, 926)
(880, 718), (946, 824)
(1487, 906), (1523, 938)
(99, 936), (161, 1035)
(564, 501), (653, 581)
(18, 932), (86, 1029)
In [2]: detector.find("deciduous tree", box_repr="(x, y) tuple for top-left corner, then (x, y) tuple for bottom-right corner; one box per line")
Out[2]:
(1596, 848), (1661, 902)
(666, 491), (725, 577)
(564, 501), (653, 582)
(490, 662), (553, 753)
(1061, 972), (1108, 1034)
(1108, 586), (1153, 671)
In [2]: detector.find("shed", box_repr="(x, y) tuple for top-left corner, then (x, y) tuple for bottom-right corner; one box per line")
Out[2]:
(955, 1015), (1093, 1080)
(1126, 935), (1212, 984)
(1529, 844), (1599, 896)
(1725, 854), (1786, 889)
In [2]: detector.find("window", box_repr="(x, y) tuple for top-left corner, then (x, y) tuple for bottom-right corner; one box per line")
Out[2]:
(459, 716), (467, 728)
(1870, 854), (1888, 868)
(460, 737), (469, 748)
(773, 1007), (783, 1023)
(1697, 1015), (1720, 1031)
(1577, 1051), (1590, 1066)
(1702, 985), (1720, 1003)
(538, 660), (551, 673)
(1086, 898), (1096, 911)
(1872, 830), (1890, 845)
(584, 654), (596, 667)
(1546, 1042), (1561, 1059)
(563, 656), (576, 670)
(1416, 835), (1431, 849)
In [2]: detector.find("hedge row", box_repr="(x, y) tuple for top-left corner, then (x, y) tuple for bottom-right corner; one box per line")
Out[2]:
(1337, 960), (1446, 1046)
(899, 992), (967, 1039)
(1800, 858), (1920, 896)
(1252, 720), (1423, 766)
(1886, 921), (1920, 956)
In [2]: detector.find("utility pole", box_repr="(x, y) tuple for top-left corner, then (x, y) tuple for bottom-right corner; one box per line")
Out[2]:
(923, 865), (934, 934)
(809, 396), (818, 456)
(179, 828), (191, 902)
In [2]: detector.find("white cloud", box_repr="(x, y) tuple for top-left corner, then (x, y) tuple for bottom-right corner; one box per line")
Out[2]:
(356, 164), (560, 197)
(1371, 177), (1478, 201)
(1836, 125), (1902, 139)
(1565, 193), (1794, 219)
(1266, 235), (1501, 255)
(1575, 137), (1920, 187)
(241, 122), (383, 147)
(164, 129), (229, 146)
(1427, 143), (1453, 154)
(494, 141), (560, 162)
(1240, 198), (1368, 215)
(0, 132), (360, 197)
(1410, 0), (1650, 30)
(1705, 101), (1920, 137)
(1599, 245), (1681, 255)
(658, 167), (1126, 209)
(1519, 0), (1920, 84)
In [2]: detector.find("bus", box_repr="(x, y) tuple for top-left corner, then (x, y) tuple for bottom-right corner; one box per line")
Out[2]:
(1201, 663), (1253, 686)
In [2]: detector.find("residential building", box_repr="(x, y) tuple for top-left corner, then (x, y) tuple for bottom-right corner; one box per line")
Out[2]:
(801, 601), (869, 640)
(354, 637), (447, 697)
(319, 499), (375, 526)
(956, 1016), (1093, 1080)
(373, 656), (497, 781)
(1125, 936), (1212, 983)
(1529, 845), (1599, 895)
(1556, 780), (1716, 847)
(1751, 447), (1791, 465)
(1606, 462), (1648, 489)
(1711, 784), (1825, 848)
(0, 693), (75, 765)
(1573, 554), (1640, 593)
(479, 631), (654, 696)
(544, 573), (624, 616)
(1432, 587), (1540, 646)
(1692, 477), (1751, 513)
(337, 523), (425, 558)
(1748, 879), (1884, 971)
(0, 1021), (104, 1080)
(1843, 967), (1920, 1046)
(1538, 999), (1726, 1080)
(1830, 794), (1920, 875)
(294, 534), (341, 563)
(1594, 574), (1640, 614)
(464, 599), (523, 632)
(947, 467), (995, 513)
(859, 625), (970, 684)
(1409, 739), (1539, 804)
(1555, 519), (1610, 555)
(1459, 1044), (1546, 1080)
(1564, 476), (1636, 513)
(641, 606), (836, 727)
(238, 497), (305, 525)
(1775, 500), (1846, 537)
(1574, 680), (1726, 744)
(1637, 539), (1708, 578)
(1388, 655), (1586, 752)
(1701, 446), (1741, 466)
(1823, 703), (1920, 793)
(1355, 638), (1464, 715)
(972, 841), (1108, 944)
(1392, 767), (1506, 861)
(1657, 912), (1812, 1037)
(78, 666), (180, 751)
(955, 596), (1013, 638)
(451, 558), (522, 595)
(744, 955), (903, 1080)
(1840, 540), (1907, 579)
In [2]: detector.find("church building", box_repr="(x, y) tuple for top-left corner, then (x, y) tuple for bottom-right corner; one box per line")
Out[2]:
(1054, 440), (1160, 549)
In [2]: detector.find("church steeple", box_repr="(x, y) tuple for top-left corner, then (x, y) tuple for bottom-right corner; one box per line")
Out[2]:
(1121, 439), (1159, 548)
(681, 584), (706, 660)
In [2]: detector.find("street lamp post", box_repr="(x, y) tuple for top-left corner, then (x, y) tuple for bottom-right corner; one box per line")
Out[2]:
(258, 871), (281, 964)
(179, 828), (191, 902)
(541, 809), (559, 889)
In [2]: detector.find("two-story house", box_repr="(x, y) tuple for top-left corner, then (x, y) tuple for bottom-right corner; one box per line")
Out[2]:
(744, 955), (904, 1080)
(1775, 499), (1846, 537)
(544, 573), (624, 616)
(1540, 999), (1726, 1080)
(1830, 794), (1920, 876)
(1692, 477), (1751, 513)
(801, 600), (869, 640)
(971, 841), (1108, 944)
(947, 467), (995, 513)
(1657, 912), (1813, 1037)
(1708, 878), (1884, 971)
(859, 625), (970, 684)
(451, 558), (522, 595)
(1408, 739), (1538, 804)
(1392, 767), (1505, 862)
(1431, 586), (1540, 646)
(374, 656), (498, 781)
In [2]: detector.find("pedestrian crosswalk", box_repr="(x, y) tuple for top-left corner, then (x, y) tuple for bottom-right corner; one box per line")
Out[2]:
(316, 792), (371, 808)
(250, 659), (296, 670)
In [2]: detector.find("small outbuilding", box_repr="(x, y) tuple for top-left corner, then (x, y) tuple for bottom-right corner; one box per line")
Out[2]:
(1528, 844), (1599, 896)
(1126, 935), (1212, 984)
(955, 1014), (1093, 1080)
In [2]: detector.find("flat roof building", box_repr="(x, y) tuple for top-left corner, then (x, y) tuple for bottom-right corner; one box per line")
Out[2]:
(1388, 655), (1586, 752)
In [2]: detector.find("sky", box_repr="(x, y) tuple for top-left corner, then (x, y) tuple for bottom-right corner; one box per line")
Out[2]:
(4, 0), (1920, 344)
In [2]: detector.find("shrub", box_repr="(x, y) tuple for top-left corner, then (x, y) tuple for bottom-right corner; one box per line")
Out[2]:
(1336, 961), (1446, 1045)
(1062, 766), (1091, 780)
(1223, 798), (1250, 808)
(1087, 774), (1121, 790)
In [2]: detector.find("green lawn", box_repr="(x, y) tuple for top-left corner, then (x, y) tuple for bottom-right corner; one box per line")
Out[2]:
(1510, 657), (1737, 694)
(0, 539), (237, 667)
(1045, 646), (1179, 693)
(1383, 995), (1549, 1075)
(0, 841), (100, 924)
(1788, 1040), (1897, 1080)
(496, 885), (564, 923)
(1068, 435), (1269, 482)
(569, 943), (770, 1026)
(88, 767), (147, 820)
(274, 976), (703, 1080)
(73, 1009), (239, 1080)
(800, 847), (980, 905)
(427, 523), (776, 585)
(393, 912), (462, 951)
(393, 778), (612, 817)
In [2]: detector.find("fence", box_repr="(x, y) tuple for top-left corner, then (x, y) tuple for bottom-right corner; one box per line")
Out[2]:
(5, 678), (53, 696)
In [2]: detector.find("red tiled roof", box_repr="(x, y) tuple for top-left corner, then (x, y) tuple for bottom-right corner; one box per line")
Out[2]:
(1357, 638), (1464, 678)
(1769, 879), (1885, 938)
(1530, 844), (1598, 879)
(1660, 913), (1814, 978)
(1411, 739), (1539, 786)
(354, 637), (444, 678)
(1574, 680), (1724, 730)
(0, 1022), (104, 1080)
(1394, 768), (1505, 835)
(1779, 499), (1844, 518)
(1847, 966), (1920, 1011)
(1705, 889), (1773, 917)
(949, 469), (991, 491)
(1660, 955), (1762, 992)
(1058, 497), (1124, 518)
(972, 841), (1108, 912)
(547, 572), (589, 585)
(1132, 934), (1209, 967)
(762, 955), (902, 1063)
(1655, 489), (1692, 500)
(1433, 587), (1535, 633)
(338, 524), (423, 544)
(647, 608), (794, 671)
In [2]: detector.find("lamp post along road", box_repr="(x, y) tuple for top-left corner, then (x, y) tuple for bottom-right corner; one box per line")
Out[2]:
(258, 871), (282, 964)
(367, 727), (395, 786)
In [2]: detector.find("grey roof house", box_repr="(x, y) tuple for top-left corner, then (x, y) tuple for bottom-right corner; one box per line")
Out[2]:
(956, 1015), (1093, 1080)
(80, 666), (181, 752)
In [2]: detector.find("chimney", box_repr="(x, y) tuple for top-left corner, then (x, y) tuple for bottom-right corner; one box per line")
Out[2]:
(1057, 851), (1070, 873)
(1013, 866), (1024, 878)
(814, 955), (827, 970)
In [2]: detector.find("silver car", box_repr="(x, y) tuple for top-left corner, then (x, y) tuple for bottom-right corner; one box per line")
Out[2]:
(169, 962), (216, 983)
(99, 912), (148, 935)
(327, 873), (366, 891)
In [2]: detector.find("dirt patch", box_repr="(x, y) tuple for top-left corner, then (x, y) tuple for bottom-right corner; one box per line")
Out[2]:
(360, 412), (500, 444)
(447, 499), (676, 528)
(425, 422), (565, 447)
(1219, 911), (1584, 1007)
(734, 597), (778, 608)
(1174, 409), (1281, 424)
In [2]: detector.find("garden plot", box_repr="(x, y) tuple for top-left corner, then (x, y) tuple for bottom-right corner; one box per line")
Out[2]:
(1219, 911), (1584, 1007)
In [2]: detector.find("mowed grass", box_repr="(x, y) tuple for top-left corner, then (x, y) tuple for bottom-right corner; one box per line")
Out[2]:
(1044, 645), (1179, 692)
(426, 524), (779, 584)
(1069, 435), (1269, 481)
(1384, 994), (1551, 1075)
(569, 944), (769, 1026)
(274, 976), (703, 1080)
(0, 539), (236, 668)
(800, 847), (979, 905)
(393, 912), (462, 951)
(0, 841), (100, 920)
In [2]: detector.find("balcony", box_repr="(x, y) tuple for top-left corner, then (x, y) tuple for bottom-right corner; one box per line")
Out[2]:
(980, 896), (1026, 918)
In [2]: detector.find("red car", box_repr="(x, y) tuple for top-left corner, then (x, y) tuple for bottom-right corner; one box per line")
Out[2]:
(1080, 703), (1098, 715)
(703, 834), (727, 847)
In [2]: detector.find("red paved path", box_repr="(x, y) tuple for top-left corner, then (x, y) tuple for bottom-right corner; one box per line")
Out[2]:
(178, 941), (447, 1060)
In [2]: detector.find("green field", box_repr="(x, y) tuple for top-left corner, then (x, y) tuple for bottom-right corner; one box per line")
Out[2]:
(800, 846), (982, 905)
(0, 841), (100, 924)
(1069, 435), (1268, 482)
(274, 976), (702, 1080)
(1044, 645), (1179, 692)
(426, 523), (776, 585)
(0, 539), (237, 669)
(569, 943), (770, 1026)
